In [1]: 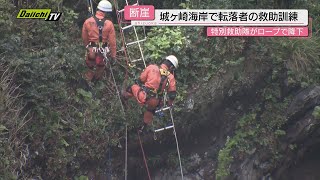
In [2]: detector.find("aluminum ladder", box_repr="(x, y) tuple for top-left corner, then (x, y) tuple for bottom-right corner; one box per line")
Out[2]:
(115, 0), (147, 68)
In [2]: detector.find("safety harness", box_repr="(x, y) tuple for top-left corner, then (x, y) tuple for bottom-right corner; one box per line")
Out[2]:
(93, 15), (107, 48)
(137, 67), (171, 100)
(88, 16), (108, 52)
(157, 68), (171, 96)
(86, 15), (111, 58)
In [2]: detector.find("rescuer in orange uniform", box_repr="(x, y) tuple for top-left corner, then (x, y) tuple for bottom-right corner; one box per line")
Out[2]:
(122, 55), (179, 132)
(82, 0), (116, 82)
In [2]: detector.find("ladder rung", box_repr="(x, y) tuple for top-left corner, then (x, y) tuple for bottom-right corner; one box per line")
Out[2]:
(122, 24), (133, 30)
(126, 38), (146, 46)
(155, 106), (171, 113)
(154, 125), (174, 132)
(117, 49), (125, 53)
(131, 58), (142, 63)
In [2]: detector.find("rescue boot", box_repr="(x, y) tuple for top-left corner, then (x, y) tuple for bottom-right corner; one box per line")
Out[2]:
(81, 77), (93, 92)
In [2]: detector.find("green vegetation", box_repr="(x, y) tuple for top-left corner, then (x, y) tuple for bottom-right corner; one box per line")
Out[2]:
(313, 106), (320, 119)
(216, 37), (320, 180)
(213, 1), (320, 179)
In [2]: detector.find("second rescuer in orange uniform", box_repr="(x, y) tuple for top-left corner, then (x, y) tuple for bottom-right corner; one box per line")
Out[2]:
(82, 0), (116, 82)
(122, 55), (179, 132)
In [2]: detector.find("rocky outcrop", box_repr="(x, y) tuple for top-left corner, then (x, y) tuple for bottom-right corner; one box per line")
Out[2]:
(148, 56), (273, 180)
(234, 86), (320, 180)
(126, 53), (320, 180)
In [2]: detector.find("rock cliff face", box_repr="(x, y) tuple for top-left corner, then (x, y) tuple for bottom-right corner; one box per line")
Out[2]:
(151, 85), (320, 180)
(109, 66), (319, 180)
(234, 86), (320, 180)
(150, 56), (274, 180)
(150, 59), (320, 180)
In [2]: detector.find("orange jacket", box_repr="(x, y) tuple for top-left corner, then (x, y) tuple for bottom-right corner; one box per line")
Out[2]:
(82, 11), (116, 58)
(140, 64), (176, 93)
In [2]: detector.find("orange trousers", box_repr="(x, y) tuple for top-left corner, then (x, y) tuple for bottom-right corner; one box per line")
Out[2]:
(126, 84), (160, 125)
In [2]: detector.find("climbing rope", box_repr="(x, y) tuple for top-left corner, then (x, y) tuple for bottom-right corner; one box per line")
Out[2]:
(108, 58), (128, 180)
(169, 107), (184, 180)
(111, 0), (148, 179)
(112, 0), (131, 68)
(84, 0), (141, 179)
(137, 131), (152, 180)
(87, 0), (94, 17)
(102, 51), (128, 180)
(125, 122), (128, 180)
(108, 146), (112, 180)
(111, 9), (134, 179)
(98, 1), (166, 180)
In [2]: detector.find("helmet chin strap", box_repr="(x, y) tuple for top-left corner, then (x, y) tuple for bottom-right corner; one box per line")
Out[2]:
(169, 66), (175, 73)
